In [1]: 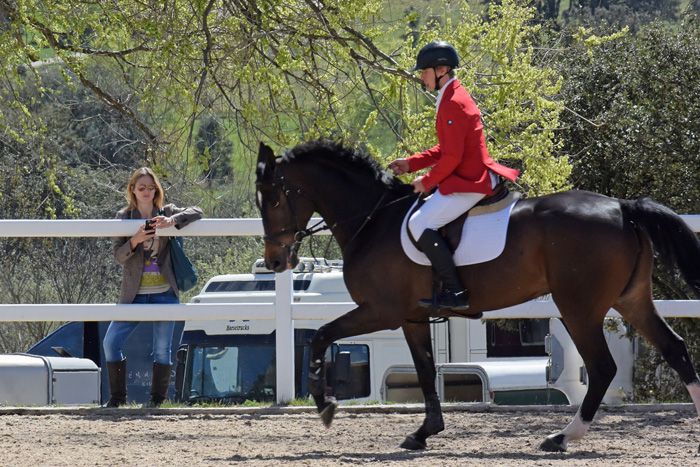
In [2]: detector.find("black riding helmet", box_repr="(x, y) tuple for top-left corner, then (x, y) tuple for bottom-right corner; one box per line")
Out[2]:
(412, 41), (460, 71)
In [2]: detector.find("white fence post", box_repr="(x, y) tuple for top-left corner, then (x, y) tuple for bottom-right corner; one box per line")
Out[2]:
(275, 269), (295, 404)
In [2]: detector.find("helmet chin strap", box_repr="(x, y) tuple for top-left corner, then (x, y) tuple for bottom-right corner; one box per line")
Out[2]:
(433, 67), (449, 90)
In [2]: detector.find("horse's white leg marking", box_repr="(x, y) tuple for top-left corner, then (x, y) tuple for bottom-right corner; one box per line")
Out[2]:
(560, 409), (591, 441)
(546, 408), (591, 450)
(686, 382), (700, 416)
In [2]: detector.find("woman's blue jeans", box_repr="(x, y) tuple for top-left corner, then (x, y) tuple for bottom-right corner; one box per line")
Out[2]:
(103, 289), (179, 365)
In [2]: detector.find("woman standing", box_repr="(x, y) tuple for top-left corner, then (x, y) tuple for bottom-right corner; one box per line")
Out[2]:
(105, 167), (203, 407)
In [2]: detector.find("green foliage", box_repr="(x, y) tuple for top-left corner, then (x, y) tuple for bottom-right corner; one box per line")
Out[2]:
(286, 398), (315, 407)
(556, 18), (700, 402)
(519, 0), (685, 27)
(634, 318), (700, 403)
(196, 116), (233, 184)
(558, 19), (700, 215)
(1, 0), (568, 195)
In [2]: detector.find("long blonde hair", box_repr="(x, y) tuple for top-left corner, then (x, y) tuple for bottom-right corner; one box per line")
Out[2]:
(125, 167), (165, 210)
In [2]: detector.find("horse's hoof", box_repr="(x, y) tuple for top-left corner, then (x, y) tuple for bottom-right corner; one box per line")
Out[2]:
(539, 434), (567, 452)
(400, 435), (426, 450)
(319, 398), (337, 428)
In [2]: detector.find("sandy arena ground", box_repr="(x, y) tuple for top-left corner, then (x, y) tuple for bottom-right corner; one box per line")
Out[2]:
(0, 405), (698, 466)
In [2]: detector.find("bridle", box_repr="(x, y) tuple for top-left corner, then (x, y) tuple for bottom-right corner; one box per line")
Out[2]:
(256, 165), (414, 258)
(256, 173), (325, 260)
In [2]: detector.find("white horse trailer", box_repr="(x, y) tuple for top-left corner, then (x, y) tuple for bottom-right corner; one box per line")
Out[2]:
(179, 259), (634, 406)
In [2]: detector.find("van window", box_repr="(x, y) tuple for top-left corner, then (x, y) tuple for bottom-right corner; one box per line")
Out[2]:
(487, 319), (548, 357)
(327, 344), (370, 400)
(188, 343), (277, 402)
(205, 279), (311, 292)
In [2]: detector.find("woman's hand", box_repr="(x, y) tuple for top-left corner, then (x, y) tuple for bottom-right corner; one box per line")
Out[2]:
(151, 215), (176, 229)
(130, 224), (156, 250)
(388, 159), (410, 175)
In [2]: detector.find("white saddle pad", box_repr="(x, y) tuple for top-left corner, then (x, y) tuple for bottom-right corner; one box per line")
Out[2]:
(400, 196), (518, 266)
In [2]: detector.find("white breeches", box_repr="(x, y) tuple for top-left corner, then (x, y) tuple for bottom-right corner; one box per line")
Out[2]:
(408, 190), (486, 239)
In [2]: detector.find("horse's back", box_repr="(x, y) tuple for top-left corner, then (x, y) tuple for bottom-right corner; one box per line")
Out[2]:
(511, 190), (623, 225)
(508, 190), (636, 258)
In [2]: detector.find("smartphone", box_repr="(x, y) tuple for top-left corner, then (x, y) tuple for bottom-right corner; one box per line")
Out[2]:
(145, 219), (155, 233)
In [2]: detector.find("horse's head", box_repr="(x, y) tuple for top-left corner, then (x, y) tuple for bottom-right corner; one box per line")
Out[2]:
(255, 142), (315, 272)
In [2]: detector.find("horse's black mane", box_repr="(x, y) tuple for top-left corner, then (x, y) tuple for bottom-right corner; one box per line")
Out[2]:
(282, 139), (410, 192)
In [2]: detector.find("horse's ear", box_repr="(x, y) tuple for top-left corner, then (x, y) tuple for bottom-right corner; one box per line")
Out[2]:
(257, 142), (275, 180)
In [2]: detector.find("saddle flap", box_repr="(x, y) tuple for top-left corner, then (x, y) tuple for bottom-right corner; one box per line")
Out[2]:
(409, 185), (518, 253)
(439, 188), (519, 252)
(401, 190), (520, 267)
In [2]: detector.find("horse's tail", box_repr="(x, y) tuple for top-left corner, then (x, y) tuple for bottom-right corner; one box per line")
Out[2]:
(620, 197), (700, 298)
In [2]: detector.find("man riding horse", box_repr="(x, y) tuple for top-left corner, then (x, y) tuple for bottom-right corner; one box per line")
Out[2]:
(389, 41), (520, 311)
(255, 40), (700, 453)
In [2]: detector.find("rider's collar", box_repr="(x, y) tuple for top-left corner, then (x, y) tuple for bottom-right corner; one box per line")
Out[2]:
(435, 77), (457, 112)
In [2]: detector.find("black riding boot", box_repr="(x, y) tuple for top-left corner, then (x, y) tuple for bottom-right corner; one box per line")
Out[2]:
(416, 229), (470, 311)
(104, 359), (127, 407)
(145, 362), (171, 408)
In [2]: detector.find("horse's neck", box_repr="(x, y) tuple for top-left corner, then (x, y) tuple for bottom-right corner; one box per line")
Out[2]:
(310, 176), (391, 250)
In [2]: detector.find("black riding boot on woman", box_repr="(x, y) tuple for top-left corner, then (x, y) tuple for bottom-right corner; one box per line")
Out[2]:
(416, 229), (470, 311)
(145, 362), (172, 408)
(105, 359), (127, 407)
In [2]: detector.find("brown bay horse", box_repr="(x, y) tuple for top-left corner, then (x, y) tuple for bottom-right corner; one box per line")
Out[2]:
(255, 140), (700, 452)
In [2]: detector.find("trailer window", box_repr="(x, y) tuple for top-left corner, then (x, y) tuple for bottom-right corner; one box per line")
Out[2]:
(205, 281), (274, 292)
(519, 319), (548, 346)
(487, 319), (548, 357)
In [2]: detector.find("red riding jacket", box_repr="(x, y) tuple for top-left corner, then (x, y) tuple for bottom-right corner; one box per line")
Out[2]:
(407, 79), (520, 195)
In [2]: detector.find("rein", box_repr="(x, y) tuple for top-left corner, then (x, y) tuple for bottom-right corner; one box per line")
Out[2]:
(258, 172), (415, 256)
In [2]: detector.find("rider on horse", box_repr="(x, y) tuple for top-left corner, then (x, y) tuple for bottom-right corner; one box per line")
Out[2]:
(389, 40), (520, 311)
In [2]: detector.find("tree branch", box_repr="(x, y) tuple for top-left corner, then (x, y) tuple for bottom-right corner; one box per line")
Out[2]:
(357, 65), (402, 140)
(22, 15), (158, 143)
(187, 0), (217, 162)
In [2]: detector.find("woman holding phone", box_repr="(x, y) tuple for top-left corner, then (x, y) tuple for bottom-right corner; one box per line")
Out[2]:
(104, 167), (203, 407)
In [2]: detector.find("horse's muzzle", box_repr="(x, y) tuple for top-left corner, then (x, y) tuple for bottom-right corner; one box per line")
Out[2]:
(266, 251), (299, 272)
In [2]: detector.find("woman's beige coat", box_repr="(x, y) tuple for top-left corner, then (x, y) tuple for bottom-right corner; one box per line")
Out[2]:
(113, 204), (203, 304)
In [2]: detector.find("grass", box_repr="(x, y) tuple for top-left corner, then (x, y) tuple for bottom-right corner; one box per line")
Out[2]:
(127, 398), (391, 409)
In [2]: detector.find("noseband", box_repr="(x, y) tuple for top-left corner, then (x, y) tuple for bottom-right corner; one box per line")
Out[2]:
(256, 172), (327, 259)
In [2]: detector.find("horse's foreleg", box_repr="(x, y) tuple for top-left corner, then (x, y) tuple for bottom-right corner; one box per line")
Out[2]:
(308, 353), (337, 428)
(399, 321), (444, 450)
(541, 319), (614, 452)
(308, 304), (387, 427)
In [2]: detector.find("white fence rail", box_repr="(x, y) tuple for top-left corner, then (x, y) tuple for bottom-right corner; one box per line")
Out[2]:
(0, 216), (699, 403)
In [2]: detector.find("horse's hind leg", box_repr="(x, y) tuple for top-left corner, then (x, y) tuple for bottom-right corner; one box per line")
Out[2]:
(541, 309), (617, 452)
(398, 321), (444, 450)
(615, 295), (700, 415)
